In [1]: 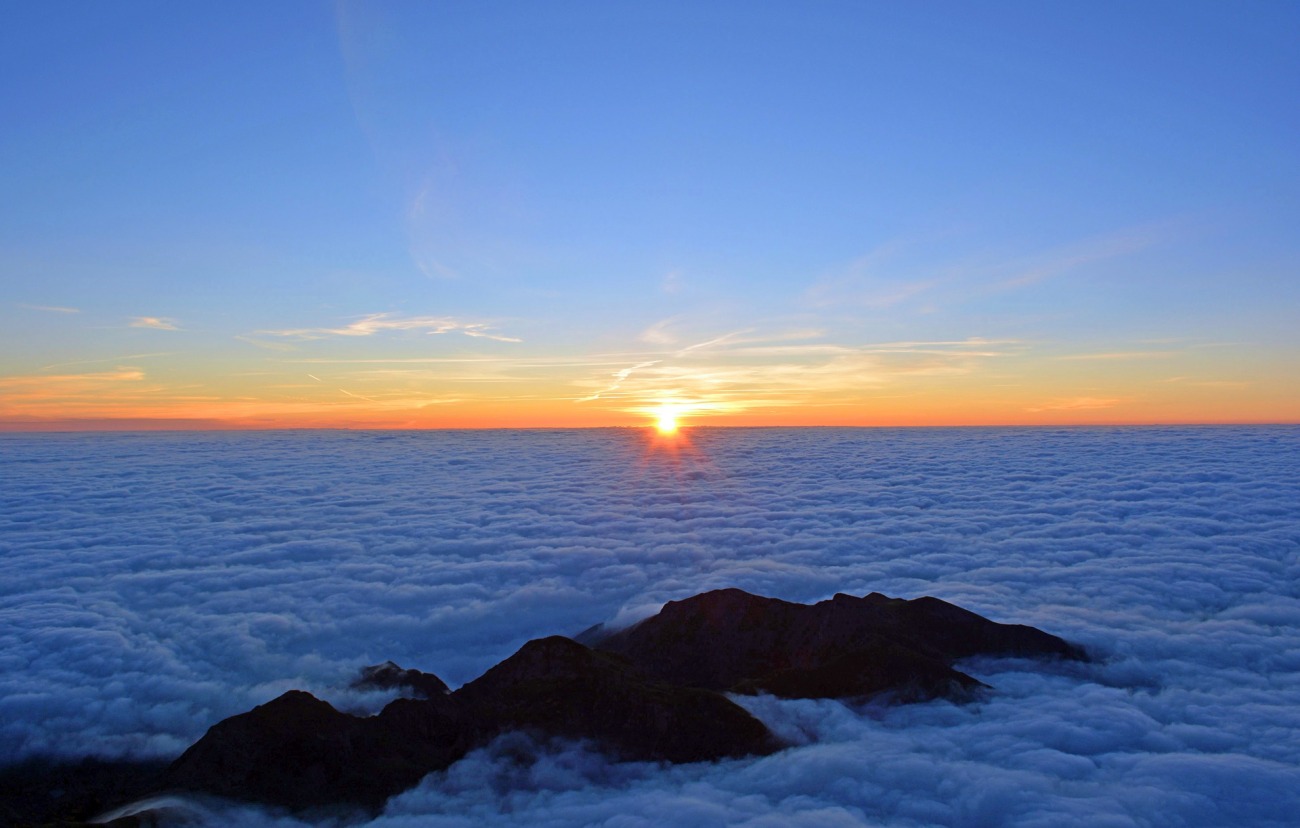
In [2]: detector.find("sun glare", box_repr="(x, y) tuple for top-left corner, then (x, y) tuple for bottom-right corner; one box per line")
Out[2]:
(656, 413), (679, 435)
(649, 402), (689, 436)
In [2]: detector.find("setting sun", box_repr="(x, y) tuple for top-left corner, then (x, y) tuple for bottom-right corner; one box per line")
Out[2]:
(656, 413), (679, 435)
(650, 402), (689, 435)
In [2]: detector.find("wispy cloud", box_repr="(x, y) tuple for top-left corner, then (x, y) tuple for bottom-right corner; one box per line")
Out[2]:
(130, 317), (181, 331)
(272, 327), (992, 417)
(20, 303), (80, 314)
(639, 317), (679, 345)
(807, 274), (940, 311)
(803, 239), (940, 310)
(338, 388), (377, 402)
(992, 223), (1169, 291)
(287, 356), (639, 366)
(276, 355), (654, 399)
(805, 222), (1174, 315)
(235, 335), (299, 352)
(0, 368), (146, 391)
(37, 353), (170, 372)
(1057, 350), (1178, 361)
(405, 173), (462, 281)
(572, 331), (1019, 417)
(1026, 396), (1125, 412)
(675, 330), (751, 355)
(255, 313), (520, 343)
(1162, 376), (1251, 389)
(461, 327), (520, 343)
(661, 270), (683, 295)
(0, 368), (154, 418)
(574, 361), (661, 403)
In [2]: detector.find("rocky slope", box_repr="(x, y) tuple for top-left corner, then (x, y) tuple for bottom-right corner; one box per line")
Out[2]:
(589, 588), (1085, 701)
(165, 634), (777, 812)
(43, 587), (1086, 818)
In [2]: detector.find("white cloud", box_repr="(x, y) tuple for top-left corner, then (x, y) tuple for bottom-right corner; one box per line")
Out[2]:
(130, 317), (181, 331)
(639, 317), (679, 345)
(256, 313), (520, 343)
(460, 327), (522, 343)
(20, 303), (81, 314)
(573, 360), (660, 403)
(570, 333), (1019, 416)
(2, 426), (1298, 826)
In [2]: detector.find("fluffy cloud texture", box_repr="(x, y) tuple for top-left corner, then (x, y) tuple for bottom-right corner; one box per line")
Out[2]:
(2, 427), (1298, 826)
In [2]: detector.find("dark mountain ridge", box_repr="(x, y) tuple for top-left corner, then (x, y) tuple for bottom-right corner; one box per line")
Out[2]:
(591, 588), (1084, 700)
(4, 588), (1087, 823)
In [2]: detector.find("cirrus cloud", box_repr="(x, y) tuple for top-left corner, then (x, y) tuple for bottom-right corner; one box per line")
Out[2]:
(254, 313), (521, 343)
(130, 317), (181, 331)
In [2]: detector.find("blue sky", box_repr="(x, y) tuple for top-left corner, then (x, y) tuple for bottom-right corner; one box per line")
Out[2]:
(1, 1), (1297, 427)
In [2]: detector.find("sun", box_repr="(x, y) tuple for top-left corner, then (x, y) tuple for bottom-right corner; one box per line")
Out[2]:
(649, 402), (688, 436)
(656, 412), (679, 435)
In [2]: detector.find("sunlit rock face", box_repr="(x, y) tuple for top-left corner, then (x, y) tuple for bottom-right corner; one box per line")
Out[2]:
(591, 588), (1085, 702)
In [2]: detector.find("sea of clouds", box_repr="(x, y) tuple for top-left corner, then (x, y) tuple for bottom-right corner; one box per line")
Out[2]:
(2, 426), (1298, 826)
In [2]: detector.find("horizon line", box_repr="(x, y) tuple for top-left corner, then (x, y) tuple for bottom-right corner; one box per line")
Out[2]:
(2, 420), (1297, 435)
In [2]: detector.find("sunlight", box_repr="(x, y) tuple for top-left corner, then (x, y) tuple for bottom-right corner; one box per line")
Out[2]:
(650, 402), (687, 435)
(656, 412), (679, 435)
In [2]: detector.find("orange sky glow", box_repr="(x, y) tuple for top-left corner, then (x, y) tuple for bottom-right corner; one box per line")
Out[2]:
(2, 352), (1293, 432)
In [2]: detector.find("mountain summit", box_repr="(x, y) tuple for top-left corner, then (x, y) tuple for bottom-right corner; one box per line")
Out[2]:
(590, 588), (1084, 701)
(144, 588), (1088, 814)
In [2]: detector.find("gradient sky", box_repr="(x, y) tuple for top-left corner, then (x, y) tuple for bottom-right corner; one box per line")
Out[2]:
(2, 1), (1297, 429)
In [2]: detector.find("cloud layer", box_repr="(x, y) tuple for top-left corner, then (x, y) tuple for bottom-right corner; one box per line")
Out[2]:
(1, 426), (1298, 825)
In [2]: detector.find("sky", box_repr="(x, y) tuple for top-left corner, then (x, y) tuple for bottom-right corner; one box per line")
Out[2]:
(1, 0), (1297, 429)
